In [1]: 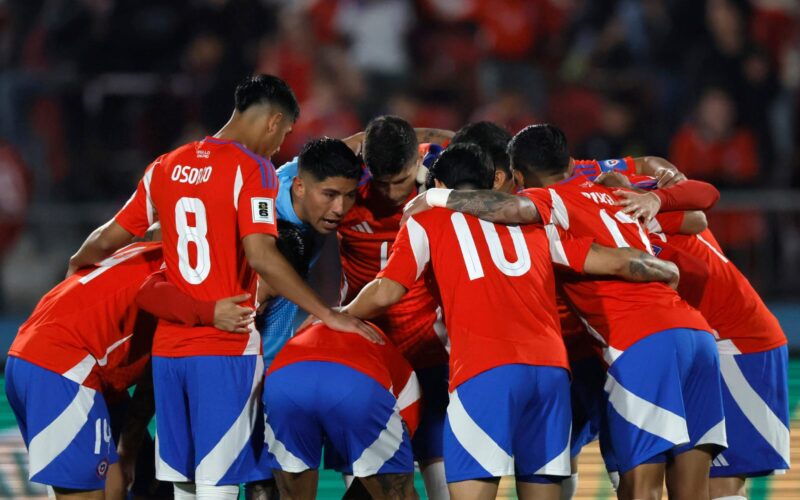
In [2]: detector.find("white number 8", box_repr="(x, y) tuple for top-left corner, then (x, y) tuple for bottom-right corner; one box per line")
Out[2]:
(175, 197), (211, 284)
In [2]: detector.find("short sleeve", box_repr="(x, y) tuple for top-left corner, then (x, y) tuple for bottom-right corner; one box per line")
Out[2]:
(376, 217), (430, 290)
(519, 188), (553, 225)
(238, 164), (280, 239)
(648, 212), (685, 235)
(545, 224), (594, 273)
(115, 160), (160, 237)
(598, 157), (632, 173)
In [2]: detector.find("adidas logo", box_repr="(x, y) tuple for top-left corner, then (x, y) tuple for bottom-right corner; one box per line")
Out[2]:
(712, 454), (729, 467)
(350, 222), (374, 234)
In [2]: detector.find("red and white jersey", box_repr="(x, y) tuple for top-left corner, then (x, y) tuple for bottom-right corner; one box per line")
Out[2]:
(338, 181), (448, 369)
(8, 243), (162, 392)
(115, 137), (279, 357)
(267, 323), (422, 436)
(649, 227), (786, 354)
(379, 208), (592, 390)
(522, 175), (711, 361)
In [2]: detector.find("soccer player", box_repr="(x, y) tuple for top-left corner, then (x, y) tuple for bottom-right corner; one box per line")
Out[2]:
(449, 121), (515, 193)
(258, 137), (362, 367)
(344, 144), (682, 500)
(598, 176), (790, 500)
(338, 116), (453, 498)
(263, 320), (421, 500)
(66, 75), (377, 499)
(408, 125), (727, 500)
(5, 242), (250, 500)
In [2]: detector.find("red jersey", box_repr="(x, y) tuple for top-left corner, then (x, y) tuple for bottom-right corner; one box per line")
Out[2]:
(650, 228), (785, 354)
(522, 176), (711, 359)
(379, 208), (592, 390)
(115, 137), (279, 357)
(8, 243), (162, 392)
(338, 181), (448, 369)
(267, 323), (421, 436)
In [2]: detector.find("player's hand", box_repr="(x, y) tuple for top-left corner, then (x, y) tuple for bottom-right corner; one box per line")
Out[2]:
(321, 309), (384, 344)
(595, 171), (632, 189)
(653, 167), (687, 188)
(613, 190), (662, 222)
(401, 192), (432, 226)
(214, 294), (254, 333)
(297, 313), (320, 332)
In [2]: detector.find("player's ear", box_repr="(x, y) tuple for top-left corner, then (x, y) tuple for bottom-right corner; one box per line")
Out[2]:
(434, 179), (447, 189)
(265, 111), (284, 134)
(493, 170), (506, 190)
(513, 169), (525, 189)
(567, 157), (576, 175)
(292, 175), (305, 198)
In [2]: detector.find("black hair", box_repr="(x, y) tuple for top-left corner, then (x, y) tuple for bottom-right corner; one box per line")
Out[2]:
(298, 138), (362, 181)
(507, 124), (570, 179)
(425, 143), (494, 190)
(451, 121), (512, 176)
(276, 220), (313, 278)
(363, 116), (418, 178)
(234, 74), (300, 122)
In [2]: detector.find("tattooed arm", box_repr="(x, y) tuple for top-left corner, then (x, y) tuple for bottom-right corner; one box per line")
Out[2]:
(402, 188), (541, 225)
(583, 244), (680, 289)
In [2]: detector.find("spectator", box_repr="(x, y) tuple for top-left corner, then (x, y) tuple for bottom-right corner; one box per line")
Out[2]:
(670, 87), (760, 186)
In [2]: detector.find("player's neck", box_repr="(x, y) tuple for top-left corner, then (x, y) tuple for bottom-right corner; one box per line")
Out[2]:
(526, 172), (568, 188)
(213, 117), (253, 151)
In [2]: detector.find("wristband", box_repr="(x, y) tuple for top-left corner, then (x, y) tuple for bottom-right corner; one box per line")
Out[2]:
(425, 188), (452, 208)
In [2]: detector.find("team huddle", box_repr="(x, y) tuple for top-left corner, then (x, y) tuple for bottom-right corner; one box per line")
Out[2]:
(4, 74), (790, 500)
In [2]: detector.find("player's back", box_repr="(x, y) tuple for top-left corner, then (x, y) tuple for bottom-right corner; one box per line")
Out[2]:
(659, 229), (785, 353)
(9, 242), (162, 390)
(522, 175), (710, 354)
(148, 136), (278, 356)
(394, 208), (572, 390)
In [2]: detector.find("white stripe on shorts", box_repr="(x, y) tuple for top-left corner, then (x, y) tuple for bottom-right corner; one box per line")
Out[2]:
(263, 413), (309, 473)
(534, 424), (572, 477)
(447, 389), (514, 477)
(352, 402), (407, 477)
(155, 433), (189, 482)
(719, 353), (790, 465)
(604, 373), (690, 446)
(696, 418), (727, 449)
(195, 356), (265, 485)
(28, 385), (96, 477)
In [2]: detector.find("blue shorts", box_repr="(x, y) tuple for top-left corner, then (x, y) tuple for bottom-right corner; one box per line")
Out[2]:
(152, 355), (268, 485)
(711, 345), (790, 477)
(4, 356), (118, 490)
(412, 364), (449, 462)
(601, 329), (726, 473)
(569, 356), (606, 458)
(264, 361), (414, 477)
(444, 364), (572, 483)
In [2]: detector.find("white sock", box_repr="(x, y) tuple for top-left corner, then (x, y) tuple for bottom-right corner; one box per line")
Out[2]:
(608, 470), (620, 491)
(343, 474), (355, 488)
(560, 473), (578, 500)
(196, 484), (240, 499)
(422, 461), (449, 500)
(712, 496), (747, 500)
(173, 483), (197, 500)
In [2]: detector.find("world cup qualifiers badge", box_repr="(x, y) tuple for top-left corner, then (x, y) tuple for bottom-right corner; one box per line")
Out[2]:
(252, 198), (275, 224)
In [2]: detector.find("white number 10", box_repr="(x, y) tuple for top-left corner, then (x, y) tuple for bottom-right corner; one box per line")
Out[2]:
(175, 197), (211, 284)
(451, 213), (531, 280)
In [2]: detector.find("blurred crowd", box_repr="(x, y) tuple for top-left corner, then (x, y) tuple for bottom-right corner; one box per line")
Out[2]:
(0, 0), (799, 304)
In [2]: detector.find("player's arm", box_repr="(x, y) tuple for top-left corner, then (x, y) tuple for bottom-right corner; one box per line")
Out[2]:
(402, 188), (541, 225)
(135, 271), (254, 333)
(632, 156), (687, 187)
(341, 277), (408, 319)
(244, 233), (383, 343)
(343, 128), (455, 155)
(583, 244), (680, 289)
(613, 180), (719, 221)
(67, 219), (135, 277)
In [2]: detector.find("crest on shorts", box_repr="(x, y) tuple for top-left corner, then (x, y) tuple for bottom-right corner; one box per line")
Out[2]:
(96, 459), (109, 478)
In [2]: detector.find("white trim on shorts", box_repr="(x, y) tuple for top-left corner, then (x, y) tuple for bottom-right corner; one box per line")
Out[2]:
(447, 389), (514, 477)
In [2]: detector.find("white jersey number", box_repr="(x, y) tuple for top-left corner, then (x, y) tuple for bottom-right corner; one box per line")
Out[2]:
(599, 209), (652, 253)
(175, 197), (211, 284)
(451, 213), (531, 280)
